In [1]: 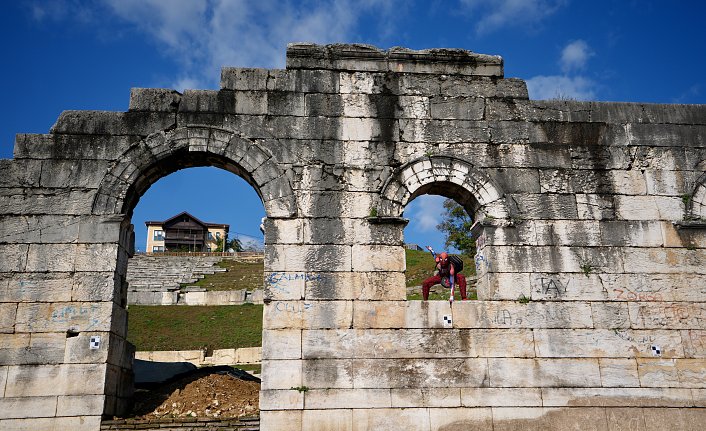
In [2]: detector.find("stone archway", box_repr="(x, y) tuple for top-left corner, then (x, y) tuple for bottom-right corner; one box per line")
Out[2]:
(91, 125), (297, 219)
(90, 125), (296, 418)
(378, 155), (510, 222)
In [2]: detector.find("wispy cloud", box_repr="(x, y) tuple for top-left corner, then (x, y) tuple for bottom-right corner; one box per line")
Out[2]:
(527, 39), (597, 101)
(560, 39), (593, 73)
(407, 195), (447, 232)
(526, 75), (596, 100)
(459, 0), (567, 34)
(96, 0), (399, 90)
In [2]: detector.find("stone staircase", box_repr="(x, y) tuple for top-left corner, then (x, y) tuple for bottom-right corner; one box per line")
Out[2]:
(126, 255), (225, 305)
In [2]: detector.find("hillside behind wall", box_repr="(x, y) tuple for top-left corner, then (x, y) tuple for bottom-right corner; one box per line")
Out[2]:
(0, 43), (705, 430)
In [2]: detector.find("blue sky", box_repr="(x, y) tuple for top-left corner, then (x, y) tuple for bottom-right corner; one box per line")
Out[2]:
(2, 0), (705, 253)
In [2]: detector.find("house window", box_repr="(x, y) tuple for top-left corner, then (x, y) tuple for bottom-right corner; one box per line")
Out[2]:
(154, 230), (164, 241)
(216, 232), (221, 240)
(152, 246), (164, 252)
(208, 232), (214, 240)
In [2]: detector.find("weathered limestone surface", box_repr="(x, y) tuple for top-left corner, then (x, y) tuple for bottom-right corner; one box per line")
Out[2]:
(1, 43), (705, 430)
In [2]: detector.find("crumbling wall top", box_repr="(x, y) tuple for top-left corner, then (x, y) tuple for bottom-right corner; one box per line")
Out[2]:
(286, 43), (504, 77)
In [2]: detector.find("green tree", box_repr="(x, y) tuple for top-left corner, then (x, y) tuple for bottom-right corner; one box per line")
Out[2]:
(436, 198), (475, 256)
(215, 236), (243, 252)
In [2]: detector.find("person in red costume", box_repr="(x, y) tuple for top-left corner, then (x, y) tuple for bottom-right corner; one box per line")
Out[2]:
(422, 246), (467, 302)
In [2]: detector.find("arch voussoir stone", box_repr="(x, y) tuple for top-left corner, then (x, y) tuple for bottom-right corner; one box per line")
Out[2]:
(380, 155), (509, 220)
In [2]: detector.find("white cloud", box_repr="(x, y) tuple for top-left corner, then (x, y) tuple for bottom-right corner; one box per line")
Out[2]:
(459, 0), (566, 34)
(560, 39), (593, 73)
(408, 195), (447, 232)
(526, 75), (596, 100)
(96, 0), (398, 89)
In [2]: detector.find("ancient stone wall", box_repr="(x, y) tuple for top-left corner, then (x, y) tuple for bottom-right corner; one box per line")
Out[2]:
(0, 43), (705, 430)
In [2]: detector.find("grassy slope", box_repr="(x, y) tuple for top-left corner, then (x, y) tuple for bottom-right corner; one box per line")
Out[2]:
(188, 259), (262, 291)
(127, 304), (263, 351)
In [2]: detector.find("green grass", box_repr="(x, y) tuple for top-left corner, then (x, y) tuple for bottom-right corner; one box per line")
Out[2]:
(187, 259), (263, 291)
(127, 304), (263, 351)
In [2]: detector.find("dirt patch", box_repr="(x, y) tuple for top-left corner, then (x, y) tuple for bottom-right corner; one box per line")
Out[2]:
(132, 372), (260, 419)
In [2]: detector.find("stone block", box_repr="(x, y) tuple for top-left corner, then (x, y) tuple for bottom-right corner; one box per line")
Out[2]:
(541, 387), (693, 407)
(56, 394), (105, 416)
(64, 331), (114, 364)
(351, 408), (431, 431)
(533, 220), (602, 246)
(51, 110), (176, 136)
(0, 160), (41, 188)
(599, 220), (665, 247)
(461, 388), (542, 407)
(260, 360), (302, 390)
(488, 358), (601, 387)
(637, 358), (706, 388)
(128, 88), (181, 112)
(260, 410), (303, 431)
(0, 396), (58, 419)
(628, 302), (706, 329)
(479, 272), (531, 301)
(302, 358), (354, 389)
(351, 245), (405, 272)
(235, 90), (267, 115)
(259, 389), (303, 410)
(430, 96), (484, 120)
(642, 407), (706, 431)
(0, 245), (29, 272)
(605, 407), (647, 430)
(398, 119), (490, 143)
(622, 248), (706, 274)
(24, 244), (76, 272)
(179, 89), (235, 113)
(0, 416), (103, 431)
(429, 407), (493, 430)
(0, 187), (96, 216)
(614, 195), (684, 220)
(264, 300), (354, 330)
(451, 301), (593, 329)
(0, 303), (17, 333)
(352, 301), (406, 328)
(591, 302), (631, 328)
(494, 407), (610, 431)
(599, 358), (640, 387)
(262, 329), (301, 360)
(350, 272), (407, 300)
(0, 215), (81, 244)
(598, 273), (705, 302)
(0, 333), (65, 365)
(534, 329), (683, 358)
(575, 193), (615, 220)
(511, 193), (579, 220)
(353, 358), (488, 389)
(682, 330), (706, 358)
(15, 301), (116, 333)
(693, 389), (706, 406)
(39, 159), (112, 189)
(0, 365), (7, 394)
(528, 273), (606, 301)
(302, 328), (534, 359)
(265, 244), (352, 272)
(305, 388), (391, 409)
(263, 218), (304, 244)
(5, 363), (106, 397)
(220, 67), (269, 90)
(391, 388), (461, 408)
(302, 409), (353, 431)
